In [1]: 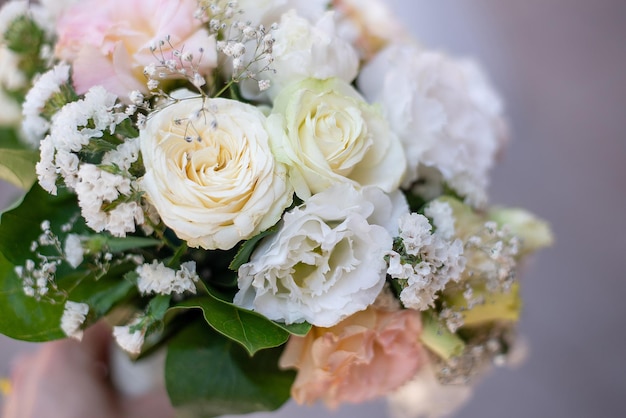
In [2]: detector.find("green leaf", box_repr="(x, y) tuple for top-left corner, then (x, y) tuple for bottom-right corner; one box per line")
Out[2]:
(276, 321), (311, 337)
(147, 294), (171, 321)
(228, 226), (277, 271)
(0, 184), (79, 265)
(85, 235), (161, 254)
(173, 294), (293, 356)
(0, 251), (64, 341)
(0, 148), (38, 190)
(115, 118), (139, 139)
(166, 320), (294, 418)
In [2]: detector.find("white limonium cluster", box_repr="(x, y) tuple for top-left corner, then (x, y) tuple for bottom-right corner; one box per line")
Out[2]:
(113, 318), (146, 355)
(22, 64), (71, 145)
(60, 300), (89, 340)
(235, 185), (400, 327)
(387, 201), (466, 312)
(36, 86), (127, 193)
(34, 85), (147, 237)
(136, 261), (200, 296)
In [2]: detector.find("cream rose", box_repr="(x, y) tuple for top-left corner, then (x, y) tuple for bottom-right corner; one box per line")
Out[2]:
(139, 97), (293, 250)
(279, 306), (426, 408)
(234, 185), (395, 327)
(267, 78), (406, 199)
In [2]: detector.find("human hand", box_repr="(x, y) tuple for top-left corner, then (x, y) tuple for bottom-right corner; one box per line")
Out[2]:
(2, 323), (175, 418)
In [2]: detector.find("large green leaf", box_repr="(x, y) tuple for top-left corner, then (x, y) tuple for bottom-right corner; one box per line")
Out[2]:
(0, 148), (38, 189)
(0, 184), (79, 265)
(166, 320), (295, 418)
(0, 184), (143, 341)
(0, 251), (64, 341)
(174, 295), (294, 356)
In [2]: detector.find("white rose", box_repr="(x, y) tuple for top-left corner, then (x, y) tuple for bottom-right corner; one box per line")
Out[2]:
(267, 77), (406, 199)
(234, 185), (395, 327)
(139, 97), (293, 250)
(358, 43), (508, 207)
(240, 10), (359, 101)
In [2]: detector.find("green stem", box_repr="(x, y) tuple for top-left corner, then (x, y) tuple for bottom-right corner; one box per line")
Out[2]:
(420, 311), (465, 360)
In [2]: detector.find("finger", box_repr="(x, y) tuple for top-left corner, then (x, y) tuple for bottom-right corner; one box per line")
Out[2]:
(120, 386), (176, 418)
(80, 321), (113, 365)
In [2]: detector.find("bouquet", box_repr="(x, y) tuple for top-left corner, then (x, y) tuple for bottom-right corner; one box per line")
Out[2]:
(0, 0), (552, 416)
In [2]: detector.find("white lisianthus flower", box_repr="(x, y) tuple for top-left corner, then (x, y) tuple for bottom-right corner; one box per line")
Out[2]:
(268, 77), (406, 199)
(240, 11), (359, 100)
(139, 96), (293, 250)
(358, 43), (508, 207)
(234, 185), (396, 327)
(60, 301), (89, 340)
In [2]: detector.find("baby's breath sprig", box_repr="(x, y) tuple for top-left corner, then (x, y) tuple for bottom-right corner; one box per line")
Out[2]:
(195, 0), (242, 31)
(143, 35), (210, 97)
(15, 220), (75, 301)
(213, 19), (277, 96)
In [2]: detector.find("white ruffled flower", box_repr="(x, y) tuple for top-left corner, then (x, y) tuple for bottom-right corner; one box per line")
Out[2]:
(113, 319), (145, 355)
(136, 260), (199, 296)
(235, 185), (395, 327)
(60, 301), (89, 340)
(358, 43), (508, 207)
(139, 96), (292, 250)
(240, 10), (359, 100)
(268, 77), (406, 199)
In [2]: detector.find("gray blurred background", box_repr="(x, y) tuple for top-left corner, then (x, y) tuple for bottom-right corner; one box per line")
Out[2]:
(1, 0), (625, 417)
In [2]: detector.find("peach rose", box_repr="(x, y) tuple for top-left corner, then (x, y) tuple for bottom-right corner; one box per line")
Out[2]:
(55, 0), (216, 98)
(279, 307), (425, 408)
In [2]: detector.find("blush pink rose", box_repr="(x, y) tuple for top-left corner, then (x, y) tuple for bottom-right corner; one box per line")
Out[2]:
(279, 307), (425, 408)
(55, 0), (216, 98)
